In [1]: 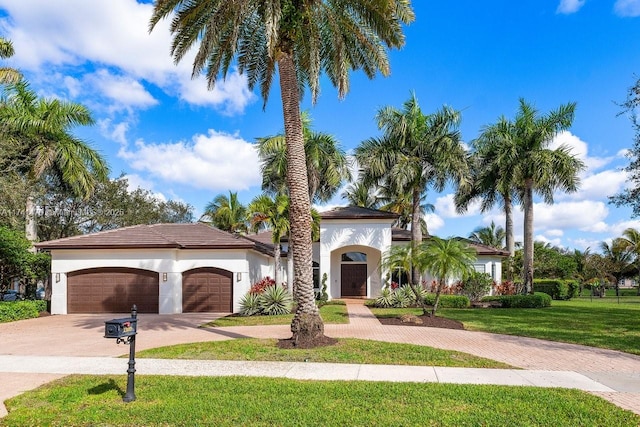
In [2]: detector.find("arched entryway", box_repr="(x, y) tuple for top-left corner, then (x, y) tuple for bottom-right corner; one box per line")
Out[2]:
(67, 267), (159, 313)
(340, 251), (368, 297)
(182, 267), (233, 312)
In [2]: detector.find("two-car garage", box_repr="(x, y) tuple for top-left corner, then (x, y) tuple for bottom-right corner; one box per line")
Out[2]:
(66, 267), (234, 314)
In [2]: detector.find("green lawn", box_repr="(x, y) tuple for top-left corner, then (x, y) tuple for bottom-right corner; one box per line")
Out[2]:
(135, 338), (511, 368)
(2, 375), (637, 427)
(203, 302), (348, 327)
(371, 297), (640, 355)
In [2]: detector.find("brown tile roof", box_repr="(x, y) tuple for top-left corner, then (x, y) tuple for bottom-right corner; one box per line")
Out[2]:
(36, 223), (258, 251)
(320, 206), (400, 220)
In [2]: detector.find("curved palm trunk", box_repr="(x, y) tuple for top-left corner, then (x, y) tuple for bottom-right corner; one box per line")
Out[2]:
(503, 193), (514, 281)
(278, 53), (324, 346)
(523, 180), (534, 294)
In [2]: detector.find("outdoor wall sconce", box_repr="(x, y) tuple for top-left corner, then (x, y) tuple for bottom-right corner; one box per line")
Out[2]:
(55, 273), (60, 283)
(162, 273), (167, 282)
(237, 272), (242, 282)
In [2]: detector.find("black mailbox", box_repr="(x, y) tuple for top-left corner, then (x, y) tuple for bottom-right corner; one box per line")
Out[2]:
(104, 317), (137, 339)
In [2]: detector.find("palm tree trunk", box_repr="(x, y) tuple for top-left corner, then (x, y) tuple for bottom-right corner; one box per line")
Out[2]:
(431, 278), (445, 316)
(278, 52), (324, 346)
(273, 243), (281, 287)
(523, 180), (534, 294)
(410, 187), (422, 285)
(25, 195), (37, 251)
(503, 193), (514, 281)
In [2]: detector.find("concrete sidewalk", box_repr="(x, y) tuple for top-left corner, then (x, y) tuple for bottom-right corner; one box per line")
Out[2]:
(1, 301), (640, 418)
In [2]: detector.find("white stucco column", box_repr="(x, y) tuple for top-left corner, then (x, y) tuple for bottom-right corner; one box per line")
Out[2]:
(50, 272), (67, 315)
(159, 272), (181, 314)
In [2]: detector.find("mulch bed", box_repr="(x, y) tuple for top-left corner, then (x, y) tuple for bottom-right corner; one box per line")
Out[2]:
(377, 315), (464, 330)
(278, 335), (338, 349)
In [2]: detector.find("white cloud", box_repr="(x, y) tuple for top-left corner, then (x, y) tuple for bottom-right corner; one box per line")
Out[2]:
(556, 0), (586, 14)
(119, 130), (262, 191)
(608, 219), (640, 236)
(535, 234), (563, 247)
(86, 69), (158, 111)
(573, 169), (628, 200)
(569, 238), (601, 251)
(551, 131), (611, 171)
(434, 194), (482, 218)
(614, 0), (640, 16)
(425, 213), (445, 233)
(0, 0), (253, 114)
(99, 119), (130, 146)
(546, 229), (564, 237)
(534, 200), (609, 231)
(121, 174), (167, 202)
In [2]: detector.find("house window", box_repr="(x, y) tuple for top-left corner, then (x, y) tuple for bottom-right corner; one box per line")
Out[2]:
(473, 264), (486, 274)
(341, 252), (367, 262)
(491, 263), (496, 280)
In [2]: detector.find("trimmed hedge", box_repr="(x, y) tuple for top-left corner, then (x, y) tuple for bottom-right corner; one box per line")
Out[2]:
(481, 292), (552, 308)
(533, 279), (579, 300)
(0, 300), (47, 323)
(424, 293), (470, 309)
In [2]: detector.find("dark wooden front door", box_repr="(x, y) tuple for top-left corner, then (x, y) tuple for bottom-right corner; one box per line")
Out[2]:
(341, 264), (367, 297)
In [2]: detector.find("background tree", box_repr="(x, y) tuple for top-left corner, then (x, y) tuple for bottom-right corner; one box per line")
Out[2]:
(247, 193), (290, 286)
(468, 221), (506, 249)
(33, 175), (193, 240)
(0, 226), (50, 297)
(150, 0), (415, 346)
(610, 78), (640, 216)
(256, 112), (352, 203)
(533, 242), (578, 280)
(342, 180), (380, 209)
(202, 191), (248, 234)
(356, 94), (468, 286)
(0, 81), (109, 242)
(599, 238), (635, 296)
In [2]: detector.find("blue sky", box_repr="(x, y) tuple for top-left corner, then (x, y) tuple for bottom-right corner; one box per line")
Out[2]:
(1, 0), (640, 251)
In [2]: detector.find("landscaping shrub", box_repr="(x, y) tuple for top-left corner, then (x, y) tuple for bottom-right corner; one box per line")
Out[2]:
(0, 300), (46, 323)
(315, 273), (329, 303)
(239, 281), (293, 316)
(481, 292), (552, 308)
(533, 279), (578, 300)
(259, 285), (293, 315)
(492, 280), (517, 295)
(424, 293), (470, 308)
(373, 285), (429, 308)
(375, 288), (395, 308)
(456, 272), (493, 302)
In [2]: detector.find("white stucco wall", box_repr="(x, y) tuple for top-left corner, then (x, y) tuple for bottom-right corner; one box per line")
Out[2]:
(49, 248), (273, 314)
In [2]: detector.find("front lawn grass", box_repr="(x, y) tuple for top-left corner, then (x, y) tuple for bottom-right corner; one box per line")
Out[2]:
(371, 298), (640, 355)
(136, 338), (511, 368)
(3, 375), (637, 427)
(203, 301), (348, 327)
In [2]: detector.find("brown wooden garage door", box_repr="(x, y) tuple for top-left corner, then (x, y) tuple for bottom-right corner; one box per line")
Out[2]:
(182, 268), (233, 312)
(67, 268), (159, 314)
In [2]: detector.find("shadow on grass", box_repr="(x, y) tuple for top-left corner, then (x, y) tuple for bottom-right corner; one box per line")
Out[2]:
(88, 378), (123, 398)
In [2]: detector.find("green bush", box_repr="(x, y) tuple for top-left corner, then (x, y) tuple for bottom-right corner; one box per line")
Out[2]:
(533, 279), (578, 300)
(259, 285), (293, 315)
(0, 300), (46, 323)
(457, 272), (493, 302)
(424, 293), (470, 308)
(482, 292), (552, 308)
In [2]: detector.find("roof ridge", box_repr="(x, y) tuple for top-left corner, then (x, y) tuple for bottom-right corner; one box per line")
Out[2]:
(36, 224), (151, 245)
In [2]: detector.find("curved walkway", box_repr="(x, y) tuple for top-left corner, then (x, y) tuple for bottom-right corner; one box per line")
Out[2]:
(1, 301), (640, 417)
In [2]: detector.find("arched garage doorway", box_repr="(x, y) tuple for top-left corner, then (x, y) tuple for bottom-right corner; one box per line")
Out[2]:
(67, 268), (159, 313)
(182, 267), (233, 312)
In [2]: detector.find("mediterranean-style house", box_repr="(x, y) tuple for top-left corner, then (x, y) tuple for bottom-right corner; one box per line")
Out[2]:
(36, 207), (508, 314)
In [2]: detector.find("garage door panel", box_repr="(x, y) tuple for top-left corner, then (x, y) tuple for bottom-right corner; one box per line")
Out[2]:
(67, 268), (159, 314)
(182, 268), (232, 312)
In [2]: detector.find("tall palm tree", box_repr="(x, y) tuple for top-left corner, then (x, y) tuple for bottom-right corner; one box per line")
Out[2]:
(150, 1), (414, 345)
(468, 221), (506, 249)
(0, 37), (21, 84)
(415, 237), (476, 316)
(202, 191), (248, 234)
(256, 112), (352, 203)
(507, 99), (585, 293)
(0, 81), (109, 242)
(247, 193), (290, 286)
(378, 185), (433, 233)
(356, 94), (468, 285)
(455, 117), (519, 259)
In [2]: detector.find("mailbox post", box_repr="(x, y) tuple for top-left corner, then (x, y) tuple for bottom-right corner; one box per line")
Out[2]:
(104, 305), (138, 403)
